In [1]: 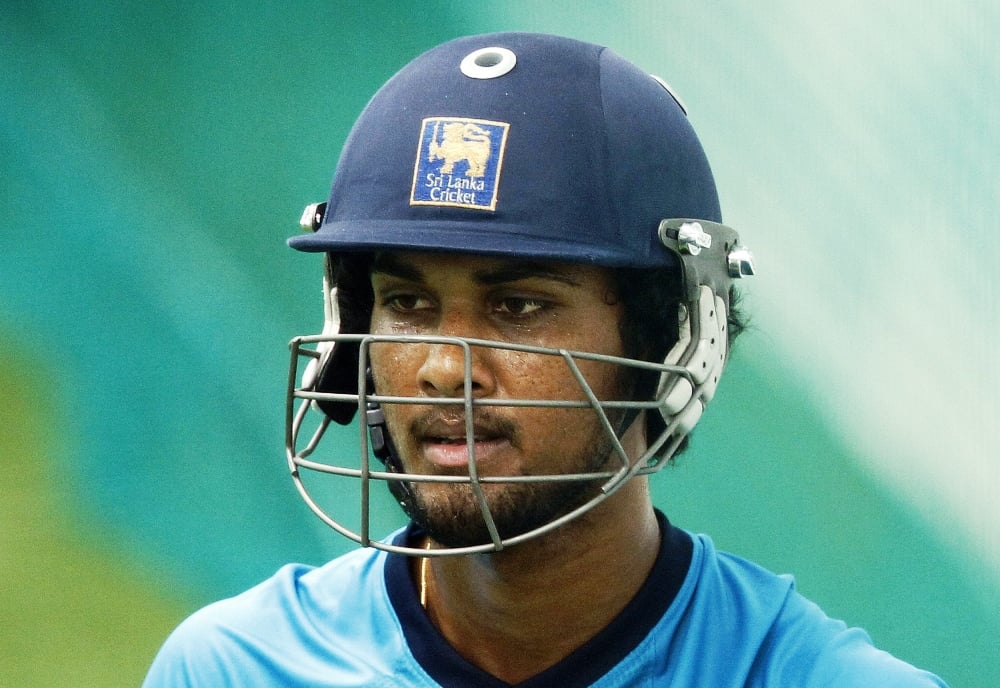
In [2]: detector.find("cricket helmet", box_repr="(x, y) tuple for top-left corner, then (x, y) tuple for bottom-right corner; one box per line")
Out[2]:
(285, 33), (754, 555)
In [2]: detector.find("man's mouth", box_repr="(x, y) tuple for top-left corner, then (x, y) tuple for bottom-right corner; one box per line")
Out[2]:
(426, 427), (501, 443)
(413, 415), (515, 468)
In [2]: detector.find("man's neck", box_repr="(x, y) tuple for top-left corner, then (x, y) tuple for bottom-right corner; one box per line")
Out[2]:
(415, 481), (661, 684)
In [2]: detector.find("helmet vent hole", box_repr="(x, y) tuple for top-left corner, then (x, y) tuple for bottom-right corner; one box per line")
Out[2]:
(477, 52), (503, 67)
(461, 47), (517, 79)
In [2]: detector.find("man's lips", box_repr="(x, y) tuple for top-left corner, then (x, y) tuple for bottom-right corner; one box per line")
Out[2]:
(411, 415), (516, 469)
(420, 435), (511, 468)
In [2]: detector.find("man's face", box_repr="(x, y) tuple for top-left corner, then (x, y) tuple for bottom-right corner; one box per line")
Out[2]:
(367, 251), (638, 547)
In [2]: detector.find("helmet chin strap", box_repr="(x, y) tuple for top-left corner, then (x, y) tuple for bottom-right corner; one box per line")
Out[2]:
(364, 373), (399, 466)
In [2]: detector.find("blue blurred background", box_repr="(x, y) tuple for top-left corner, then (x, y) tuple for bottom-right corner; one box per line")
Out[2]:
(2, 2), (997, 685)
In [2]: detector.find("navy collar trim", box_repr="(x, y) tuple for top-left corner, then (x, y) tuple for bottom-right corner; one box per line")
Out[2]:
(384, 510), (692, 687)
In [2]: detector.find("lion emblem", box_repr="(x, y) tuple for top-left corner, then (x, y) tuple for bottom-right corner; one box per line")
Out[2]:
(427, 121), (492, 177)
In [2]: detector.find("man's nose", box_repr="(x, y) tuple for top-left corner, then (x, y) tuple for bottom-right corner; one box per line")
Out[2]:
(416, 313), (497, 399)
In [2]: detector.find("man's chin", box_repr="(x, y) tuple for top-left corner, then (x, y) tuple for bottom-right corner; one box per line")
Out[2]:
(394, 478), (601, 549)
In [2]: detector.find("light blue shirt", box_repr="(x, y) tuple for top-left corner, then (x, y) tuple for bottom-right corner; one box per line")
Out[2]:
(144, 522), (948, 686)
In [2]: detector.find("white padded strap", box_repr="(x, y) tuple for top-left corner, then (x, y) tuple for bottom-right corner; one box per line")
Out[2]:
(301, 271), (341, 392)
(656, 285), (728, 437)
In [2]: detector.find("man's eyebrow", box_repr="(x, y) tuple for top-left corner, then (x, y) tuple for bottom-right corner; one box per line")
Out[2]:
(370, 253), (583, 287)
(472, 263), (582, 287)
(370, 253), (423, 282)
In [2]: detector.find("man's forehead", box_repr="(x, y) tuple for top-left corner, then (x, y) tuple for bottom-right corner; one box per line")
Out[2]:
(370, 251), (607, 287)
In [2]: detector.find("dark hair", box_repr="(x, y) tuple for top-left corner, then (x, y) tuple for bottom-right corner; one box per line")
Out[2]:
(330, 253), (374, 337)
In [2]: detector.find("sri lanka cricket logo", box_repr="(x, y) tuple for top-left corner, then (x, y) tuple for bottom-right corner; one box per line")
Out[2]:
(411, 117), (509, 211)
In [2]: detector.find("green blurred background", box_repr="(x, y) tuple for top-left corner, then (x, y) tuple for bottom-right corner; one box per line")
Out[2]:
(2, 2), (997, 686)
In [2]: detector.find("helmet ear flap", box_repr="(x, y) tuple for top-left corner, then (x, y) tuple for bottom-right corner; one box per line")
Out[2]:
(651, 218), (751, 453)
(658, 302), (694, 414)
(305, 259), (362, 425)
(313, 337), (361, 425)
(655, 285), (728, 439)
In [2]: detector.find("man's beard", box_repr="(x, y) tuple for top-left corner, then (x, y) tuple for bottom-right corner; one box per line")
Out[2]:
(385, 418), (620, 549)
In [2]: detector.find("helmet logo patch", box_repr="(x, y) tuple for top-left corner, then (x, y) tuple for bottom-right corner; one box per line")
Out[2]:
(410, 117), (509, 211)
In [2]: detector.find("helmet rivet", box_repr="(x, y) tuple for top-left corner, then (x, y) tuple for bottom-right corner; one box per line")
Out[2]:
(677, 221), (712, 255)
(460, 47), (517, 79)
(727, 247), (757, 277)
(299, 202), (326, 232)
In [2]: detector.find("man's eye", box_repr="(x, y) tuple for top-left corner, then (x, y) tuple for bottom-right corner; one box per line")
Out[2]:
(385, 294), (427, 311)
(496, 297), (546, 316)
